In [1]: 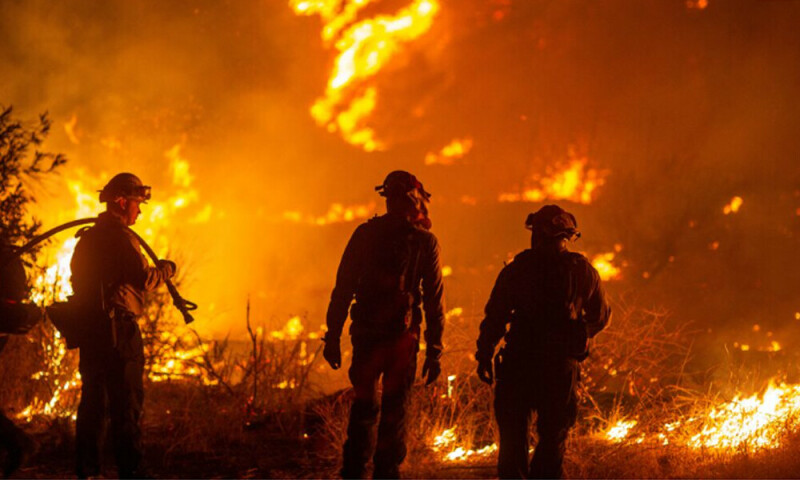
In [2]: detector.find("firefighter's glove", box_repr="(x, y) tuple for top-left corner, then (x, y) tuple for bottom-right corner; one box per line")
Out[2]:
(323, 335), (342, 370)
(157, 259), (177, 279)
(477, 357), (494, 385)
(421, 356), (441, 385)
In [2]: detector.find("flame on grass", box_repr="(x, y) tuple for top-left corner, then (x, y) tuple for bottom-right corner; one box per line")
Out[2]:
(17, 329), (81, 422)
(290, 0), (440, 151)
(499, 152), (607, 205)
(147, 330), (219, 385)
(283, 202), (376, 226)
(602, 381), (800, 451)
(605, 419), (637, 443)
(432, 425), (498, 462)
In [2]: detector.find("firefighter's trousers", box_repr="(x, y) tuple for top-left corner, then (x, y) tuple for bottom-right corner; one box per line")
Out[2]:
(341, 331), (418, 479)
(494, 355), (580, 479)
(76, 317), (144, 479)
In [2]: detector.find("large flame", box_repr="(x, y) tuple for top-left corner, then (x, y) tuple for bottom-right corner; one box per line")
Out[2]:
(30, 143), (210, 306)
(290, 0), (440, 150)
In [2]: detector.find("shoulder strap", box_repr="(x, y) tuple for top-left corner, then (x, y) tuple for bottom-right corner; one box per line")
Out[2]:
(566, 254), (584, 321)
(403, 232), (424, 293)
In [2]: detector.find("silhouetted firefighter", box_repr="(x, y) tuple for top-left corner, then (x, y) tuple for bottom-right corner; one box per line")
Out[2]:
(323, 171), (445, 479)
(476, 205), (611, 479)
(0, 236), (40, 477)
(67, 173), (176, 478)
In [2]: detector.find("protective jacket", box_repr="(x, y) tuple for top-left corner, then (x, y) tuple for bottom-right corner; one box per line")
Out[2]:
(478, 247), (610, 479)
(71, 212), (168, 319)
(326, 213), (445, 358)
(477, 248), (610, 363)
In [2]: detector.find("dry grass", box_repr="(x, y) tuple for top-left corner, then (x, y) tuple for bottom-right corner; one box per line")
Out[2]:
(7, 293), (800, 478)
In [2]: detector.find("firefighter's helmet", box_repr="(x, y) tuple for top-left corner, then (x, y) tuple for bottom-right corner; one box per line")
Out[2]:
(375, 170), (431, 202)
(525, 204), (580, 240)
(98, 173), (151, 203)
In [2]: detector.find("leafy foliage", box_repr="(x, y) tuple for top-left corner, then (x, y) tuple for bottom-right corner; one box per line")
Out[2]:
(0, 105), (66, 249)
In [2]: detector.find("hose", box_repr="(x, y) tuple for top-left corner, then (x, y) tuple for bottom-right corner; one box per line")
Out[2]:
(9, 217), (197, 324)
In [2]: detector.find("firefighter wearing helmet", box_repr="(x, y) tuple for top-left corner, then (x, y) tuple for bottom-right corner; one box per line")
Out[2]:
(70, 173), (176, 478)
(476, 205), (611, 479)
(323, 171), (445, 478)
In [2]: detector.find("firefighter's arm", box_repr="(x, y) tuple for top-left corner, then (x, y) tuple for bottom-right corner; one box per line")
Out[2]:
(325, 226), (365, 341)
(421, 234), (445, 361)
(121, 231), (170, 292)
(475, 265), (514, 363)
(583, 264), (611, 338)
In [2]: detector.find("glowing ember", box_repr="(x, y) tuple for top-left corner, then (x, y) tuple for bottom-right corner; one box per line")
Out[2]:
(446, 374), (456, 398)
(686, 0), (708, 9)
(290, 0), (440, 150)
(441, 265), (453, 277)
(425, 138), (474, 166)
(498, 152), (607, 205)
(283, 202), (375, 226)
(276, 379), (298, 390)
(734, 339), (782, 353)
(723, 196), (743, 215)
